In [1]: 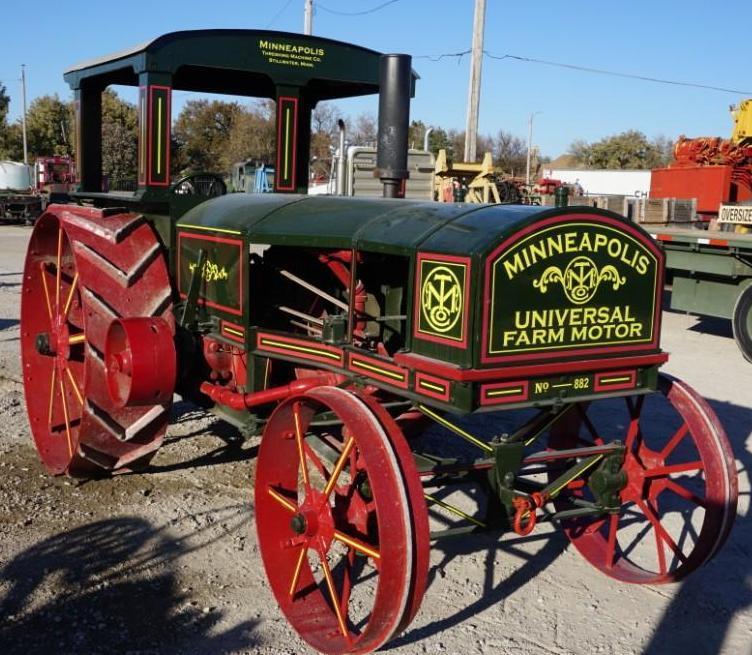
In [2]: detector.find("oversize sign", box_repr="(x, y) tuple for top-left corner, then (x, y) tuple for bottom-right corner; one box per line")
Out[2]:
(484, 217), (661, 362)
(718, 204), (752, 225)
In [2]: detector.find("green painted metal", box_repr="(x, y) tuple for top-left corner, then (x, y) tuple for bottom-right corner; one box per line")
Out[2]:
(64, 30), (416, 99)
(176, 196), (664, 395)
(670, 275), (752, 319)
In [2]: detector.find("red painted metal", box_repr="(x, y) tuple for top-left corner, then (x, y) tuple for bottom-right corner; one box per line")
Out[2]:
(548, 373), (737, 583)
(199, 372), (345, 411)
(650, 165), (752, 214)
(20, 205), (173, 475)
(105, 317), (176, 408)
(354, 391), (430, 635)
(255, 386), (420, 654)
(395, 351), (668, 382)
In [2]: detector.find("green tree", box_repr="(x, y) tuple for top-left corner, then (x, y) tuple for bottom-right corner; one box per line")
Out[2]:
(569, 130), (673, 169)
(172, 99), (243, 173)
(0, 83), (9, 124)
(426, 127), (454, 159)
(25, 94), (73, 157)
(493, 130), (527, 175)
(101, 89), (138, 185)
(225, 101), (276, 169)
(0, 83), (22, 160)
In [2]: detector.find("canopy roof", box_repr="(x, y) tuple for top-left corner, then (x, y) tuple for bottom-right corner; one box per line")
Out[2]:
(64, 29), (417, 101)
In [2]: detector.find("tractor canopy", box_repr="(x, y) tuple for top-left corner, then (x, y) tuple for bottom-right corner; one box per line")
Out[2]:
(64, 29), (417, 200)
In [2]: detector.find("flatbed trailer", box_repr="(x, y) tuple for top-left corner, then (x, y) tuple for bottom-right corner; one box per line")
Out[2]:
(644, 224), (752, 360)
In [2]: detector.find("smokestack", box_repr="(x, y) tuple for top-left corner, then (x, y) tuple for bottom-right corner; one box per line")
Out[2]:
(377, 54), (412, 198)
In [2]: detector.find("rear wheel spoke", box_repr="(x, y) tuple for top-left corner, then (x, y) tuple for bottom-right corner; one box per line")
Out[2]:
(660, 423), (690, 459)
(605, 513), (619, 570)
(665, 479), (708, 508)
(645, 461), (704, 478)
(547, 373), (736, 584)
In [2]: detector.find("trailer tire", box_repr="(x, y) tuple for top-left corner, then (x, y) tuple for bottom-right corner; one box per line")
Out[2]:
(732, 283), (752, 363)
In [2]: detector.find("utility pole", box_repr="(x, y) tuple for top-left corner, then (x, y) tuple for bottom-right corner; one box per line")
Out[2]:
(464, 0), (486, 163)
(526, 111), (541, 185)
(21, 64), (28, 165)
(304, 0), (313, 35)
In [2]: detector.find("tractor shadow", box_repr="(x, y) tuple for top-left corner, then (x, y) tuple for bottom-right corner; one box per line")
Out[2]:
(390, 408), (569, 649)
(393, 396), (752, 653)
(0, 318), (19, 330)
(642, 397), (752, 655)
(140, 400), (258, 474)
(0, 515), (261, 654)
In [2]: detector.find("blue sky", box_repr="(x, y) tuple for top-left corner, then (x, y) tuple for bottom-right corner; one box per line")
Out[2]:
(1, 0), (750, 157)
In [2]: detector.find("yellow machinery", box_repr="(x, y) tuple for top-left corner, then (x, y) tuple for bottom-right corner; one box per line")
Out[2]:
(731, 99), (752, 145)
(433, 149), (523, 204)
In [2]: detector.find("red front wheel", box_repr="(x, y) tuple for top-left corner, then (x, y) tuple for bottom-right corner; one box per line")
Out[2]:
(255, 386), (428, 654)
(549, 374), (738, 583)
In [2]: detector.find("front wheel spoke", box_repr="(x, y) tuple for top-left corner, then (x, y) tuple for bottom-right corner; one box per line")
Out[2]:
(660, 423), (690, 459)
(289, 545), (308, 600)
(340, 548), (356, 619)
(68, 333), (86, 346)
(293, 403), (311, 491)
(665, 479), (708, 508)
(320, 551), (350, 639)
(323, 435), (355, 498)
(645, 460), (704, 478)
(303, 439), (331, 483)
(268, 486), (298, 513)
(333, 530), (380, 561)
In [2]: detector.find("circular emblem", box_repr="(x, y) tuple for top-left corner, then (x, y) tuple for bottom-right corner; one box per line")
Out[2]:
(563, 256), (599, 304)
(421, 265), (463, 333)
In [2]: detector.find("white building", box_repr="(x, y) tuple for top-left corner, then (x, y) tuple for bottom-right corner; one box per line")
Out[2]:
(543, 168), (651, 198)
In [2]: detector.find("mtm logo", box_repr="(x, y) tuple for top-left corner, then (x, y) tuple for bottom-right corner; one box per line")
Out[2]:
(417, 257), (468, 344)
(533, 256), (625, 305)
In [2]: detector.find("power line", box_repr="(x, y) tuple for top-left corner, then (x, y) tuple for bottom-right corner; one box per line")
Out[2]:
(413, 48), (751, 95)
(266, 0), (295, 28)
(317, 0), (401, 16)
(484, 51), (752, 95)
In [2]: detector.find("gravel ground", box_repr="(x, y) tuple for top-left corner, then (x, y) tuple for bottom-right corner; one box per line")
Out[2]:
(0, 223), (750, 655)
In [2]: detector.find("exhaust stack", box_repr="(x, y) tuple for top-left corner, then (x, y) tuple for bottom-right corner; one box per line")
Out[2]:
(377, 54), (412, 198)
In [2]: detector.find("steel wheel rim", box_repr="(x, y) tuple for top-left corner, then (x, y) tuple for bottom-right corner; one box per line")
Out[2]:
(549, 374), (737, 584)
(255, 386), (414, 654)
(22, 213), (87, 474)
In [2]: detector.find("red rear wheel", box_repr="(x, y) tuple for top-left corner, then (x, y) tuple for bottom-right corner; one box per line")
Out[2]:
(549, 373), (737, 583)
(21, 206), (174, 476)
(255, 386), (428, 654)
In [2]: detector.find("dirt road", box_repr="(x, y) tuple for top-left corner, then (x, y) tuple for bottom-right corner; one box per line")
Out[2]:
(1, 223), (750, 655)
